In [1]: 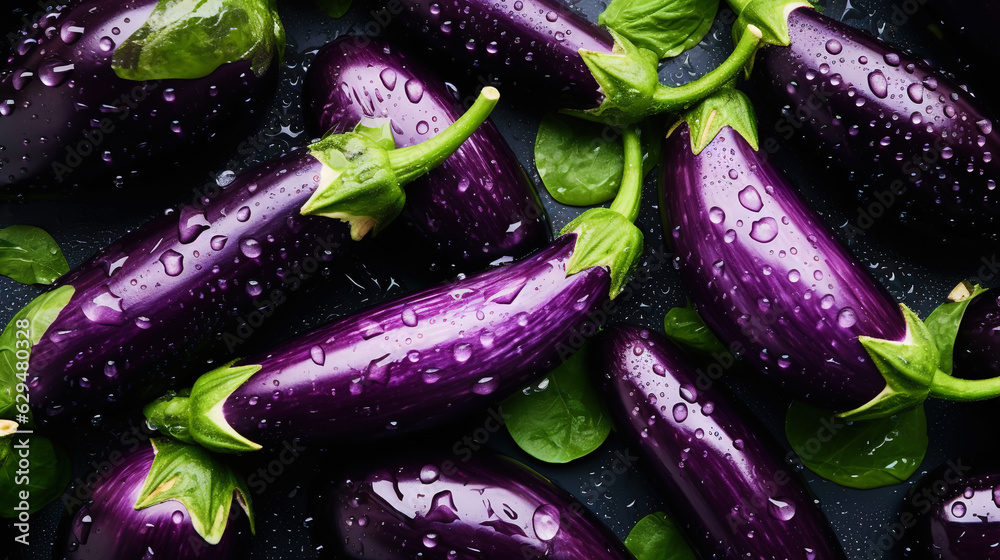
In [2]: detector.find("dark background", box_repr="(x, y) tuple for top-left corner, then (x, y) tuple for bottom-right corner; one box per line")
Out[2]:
(2, 0), (996, 558)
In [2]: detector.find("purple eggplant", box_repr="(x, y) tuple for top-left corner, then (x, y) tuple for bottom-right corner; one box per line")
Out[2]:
(953, 289), (1000, 379)
(0, 0), (283, 196)
(308, 450), (635, 560)
(898, 455), (1000, 559)
(2, 89), (502, 423)
(56, 439), (252, 560)
(599, 324), (845, 559)
(143, 127), (647, 453)
(730, 0), (1000, 246)
(384, 0), (762, 123)
(658, 87), (1000, 420)
(302, 37), (550, 267)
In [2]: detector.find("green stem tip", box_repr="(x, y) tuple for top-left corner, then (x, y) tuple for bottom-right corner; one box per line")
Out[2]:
(389, 87), (501, 185)
(608, 127), (643, 224)
(929, 371), (1000, 402)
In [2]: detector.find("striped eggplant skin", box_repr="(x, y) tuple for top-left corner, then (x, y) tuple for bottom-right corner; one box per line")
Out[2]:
(599, 324), (845, 560)
(751, 6), (1000, 245)
(309, 450), (635, 560)
(57, 444), (249, 560)
(899, 456), (1000, 560)
(387, 0), (613, 111)
(0, 0), (276, 195)
(28, 150), (350, 422)
(302, 37), (550, 268)
(221, 234), (610, 447)
(659, 123), (905, 412)
(953, 289), (1000, 380)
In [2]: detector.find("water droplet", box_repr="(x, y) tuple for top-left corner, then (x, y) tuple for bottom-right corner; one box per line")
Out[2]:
(652, 364), (666, 376)
(246, 280), (262, 297)
(867, 70), (888, 98)
(240, 238), (262, 258)
(923, 76), (938, 91)
(171, 510), (184, 524)
(454, 343), (473, 362)
(749, 217), (779, 243)
(724, 229), (737, 243)
(178, 207), (210, 244)
(83, 286), (125, 326)
(514, 0), (523, 9)
(416, 121), (429, 135)
(99, 36), (115, 51)
(545, 10), (558, 21)
(709, 207), (725, 223)
(977, 119), (993, 135)
(680, 384), (697, 403)
(858, 55), (868, 64)
(733, 439), (744, 450)
(825, 39), (842, 54)
(787, 269), (801, 283)
(532, 504), (561, 540)
(210, 235), (228, 251)
(739, 185), (763, 212)
(60, 22), (84, 44)
(702, 402), (714, 415)
(423, 533), (438, 548)
(405, 79), (424, 103)
(472, 376), (498, 395)
(379, 68), (397, 90)
(837, 307), (858, 328)
(883, 53), (900, 66)
(672, 402), (688, 422)
(910, 111), (922, 125)
(420, 464), (440, 484)
(951, 501), (967, 518)
(941, 147), (954, 160)
(38, 56), (74, 86)
(159, 250), (184, 277)
(236, 207), (251, 222)
(11, 69), (34, 91)
(422, 368), (442, 384)
(728, 168), (739, 180)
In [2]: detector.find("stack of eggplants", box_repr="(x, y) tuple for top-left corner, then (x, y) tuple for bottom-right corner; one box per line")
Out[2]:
(8, 0), (1000, 559)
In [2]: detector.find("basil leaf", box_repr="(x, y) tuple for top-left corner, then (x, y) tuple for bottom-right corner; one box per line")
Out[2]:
(136, 438), (255, 544)
(924, 282), (988, 375)
(0, 429), (72, 517)
(112, 0), (285, 81)
(501, 343), (611, 463)
(785, 400), (927, 489)
(0, 286), (75, 422)
(599, 0), (718, 59)
(0, 225), (69, 285)
(663, 303), (729, 356)
(535, 113), (625, 206)
(315, 0), (352, 18)
(625, 511), (698, 560)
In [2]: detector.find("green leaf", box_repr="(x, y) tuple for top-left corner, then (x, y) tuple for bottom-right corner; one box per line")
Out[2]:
(924, 282), (988, 375)
(501, 343), (611, 463)
(0, 429), (72, 517)
(137, 438), (254, 544)
(0, 286), (75, 422)
(535, 113), (625, 206)
(785, 400), (927, 489)
(599, 0), (718, 59)
(663, 302), (729, 356)
(624, 511), (698, 560)
(112, 0), (285, 80)
(560, 208), (644, 299)
(315, 0), (352, 17)
(0, 225), (69, 285)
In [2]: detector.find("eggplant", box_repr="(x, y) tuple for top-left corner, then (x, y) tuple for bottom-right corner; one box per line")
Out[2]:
(0, 0), (283, 196)
(56, 439), (252, 559)
(302, 37), (550, 268)
(308, 450), (636, 560)
(729, 0), (1000, 247)
(942, 286), (1000, 380)
(143, 127), (647, 453)
(598, 324), (845, 559)
(898, 455), (1000, 559)
(658, 87), (1000, 420)
(384, 0), (763, 123)
(1, 89), (501, 423)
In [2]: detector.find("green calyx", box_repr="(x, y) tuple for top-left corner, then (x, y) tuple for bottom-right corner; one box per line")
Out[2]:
(302, 87), (501, 241)
(729, 0), (814, 58)
(1, 285), (74, 423)
(673, 86), (759, 155)
(838, 305), (940, 421)
(579, 31), (662, 125)
(924, 281), (988, 375)
(561, 209), (643, 299)
(137, 438), (255, 544)
(112, 0), (285, 81)
(144, 361), (263, 454)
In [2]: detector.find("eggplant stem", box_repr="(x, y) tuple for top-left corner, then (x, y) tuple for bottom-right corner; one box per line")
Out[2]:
(650, 27), (762, 112)
(928, 370), (1000, 401)
(388, 87), (500, 186)
(609, 127), (642, 224)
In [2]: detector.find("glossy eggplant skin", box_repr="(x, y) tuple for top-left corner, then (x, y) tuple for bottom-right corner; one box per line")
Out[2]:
(221, 234), (610, 447)
(387, 0), (613, 111)
(598, 324), (845, 559)
(302, 37), (550, 268)
(659, 123), (904, 411)
(953, 289), (1000, 380)
(899, 455), (1000, 560)
(751, 7), (1000, 246)
(0, 0), (276, 195)
(56, 444), (249, 559)
(28, 150), (350, 422)
(309, 450), (635, 560)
